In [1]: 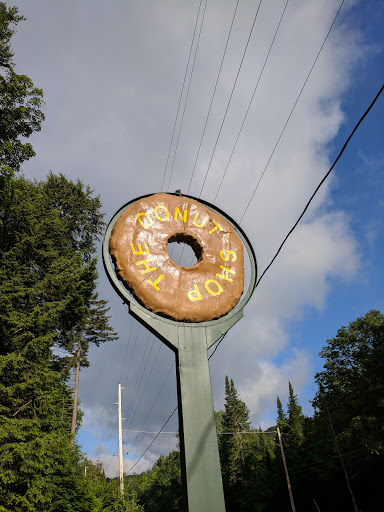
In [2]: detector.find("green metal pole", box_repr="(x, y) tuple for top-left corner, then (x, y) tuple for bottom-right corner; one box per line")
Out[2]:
(176, 325), (226, 512)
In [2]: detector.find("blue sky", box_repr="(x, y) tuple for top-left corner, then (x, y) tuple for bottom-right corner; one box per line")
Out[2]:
(9, 0), (384, 476)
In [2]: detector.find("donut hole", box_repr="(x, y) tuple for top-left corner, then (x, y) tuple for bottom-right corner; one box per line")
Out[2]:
(167, 233), (203, 267)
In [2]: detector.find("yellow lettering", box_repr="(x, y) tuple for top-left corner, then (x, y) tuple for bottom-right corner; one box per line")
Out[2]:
(136, 212), (154, 229)
(154, 205), (170, 221)
(216, 265), (236, 283)
(192, 213), (208, 228)
(187, 284), (202, 301)
(205, 279), (223, 296)
(131, 243), (150, 255)
(174, 207), (188, 222)
(135, 258), (157, 275)
(220, 249), (237, 262)
(147, 273), (165, 291)
(208, 220), (223, 234)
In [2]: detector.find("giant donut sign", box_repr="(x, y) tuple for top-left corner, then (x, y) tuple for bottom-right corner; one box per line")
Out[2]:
(109, 193), (244, 322)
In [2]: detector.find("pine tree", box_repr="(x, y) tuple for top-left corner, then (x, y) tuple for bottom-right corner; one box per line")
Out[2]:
(286, 381), (304, 448)
(0, 172), (115, 510)
(219, 377), (253, 511)
(276, 395), (288, 430)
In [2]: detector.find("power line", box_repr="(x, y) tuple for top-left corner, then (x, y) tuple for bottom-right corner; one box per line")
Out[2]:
(109, 79), (384, 481)
(118, 315), (135, 385)
(213, 0), (289, 203)
(187, 0), (240, 194)
(239, 0), (345, 223)
(255, 81), (384, 289)
(124, 362), (175, 456)
(123, 331), (152, 428)
(103, 2), (383, 480)
(126, 406), (178, 475)
(167, 0), (208, 192)
(94, 317), (135, 458)
(122, 321), (141, 389)
(123, 338), (165, 440)
(198, 0), (263, 198)
(160, 0), (205, 192)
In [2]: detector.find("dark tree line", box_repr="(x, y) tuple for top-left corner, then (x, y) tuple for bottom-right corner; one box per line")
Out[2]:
(125, 310), (384, 512)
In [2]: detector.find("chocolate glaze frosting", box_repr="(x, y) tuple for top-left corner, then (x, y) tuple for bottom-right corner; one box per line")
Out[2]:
(109, 193), (244, 322)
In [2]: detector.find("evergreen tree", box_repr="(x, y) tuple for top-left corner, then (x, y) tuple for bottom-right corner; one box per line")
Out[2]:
(0, 172), (116, 510)
(220, 376), (251, 484)
(220, 377), (264, 511)
(286, 381), (304, 448)
(276, 395), (288, 432)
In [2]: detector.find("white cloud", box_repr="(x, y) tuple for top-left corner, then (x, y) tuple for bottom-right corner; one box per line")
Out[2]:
(239, 348), (312, 426)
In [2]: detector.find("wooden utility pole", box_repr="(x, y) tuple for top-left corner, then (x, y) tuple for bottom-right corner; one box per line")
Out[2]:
(277, 427), (296, 512)
(70, 340), (81, 445)
(117, 384), (124, 496)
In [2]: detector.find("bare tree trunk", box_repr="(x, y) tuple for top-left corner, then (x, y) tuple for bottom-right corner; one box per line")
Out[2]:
(70, 340), (81, 446)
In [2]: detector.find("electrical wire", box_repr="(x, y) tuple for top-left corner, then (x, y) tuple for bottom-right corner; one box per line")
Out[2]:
(208, 333), (227, 360)
(198, 0), (263, 197)
(122, 321), (141, 389)
(112, 80), (384, 477)
(255, 81), (384, 289)
(122, 331), (152, 428)
(187, 0), (240, 194)
(213, 0), (289, 203)
(239, 0), (345, 223)
(167, 0), (208, 192)
(123, 334), (157, 430)
(125, 362), (175, 456)
(160, 0), (205, 192)
(94, 316), (135, 458)
(126, 406), (178, 475)
(103, 3), (384, 479)
(117, 315), (135, 385)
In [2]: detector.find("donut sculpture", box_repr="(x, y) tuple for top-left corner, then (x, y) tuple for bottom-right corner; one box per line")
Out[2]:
(109, 193), (244, 322)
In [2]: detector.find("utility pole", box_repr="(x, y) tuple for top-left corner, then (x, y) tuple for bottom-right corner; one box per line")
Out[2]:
(277, 427), (296, 512)
(116, 384), (124, 496)
(70, 340), (81, 445)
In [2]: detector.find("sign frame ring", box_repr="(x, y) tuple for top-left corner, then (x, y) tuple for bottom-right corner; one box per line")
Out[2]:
(102, 192), (257, 329)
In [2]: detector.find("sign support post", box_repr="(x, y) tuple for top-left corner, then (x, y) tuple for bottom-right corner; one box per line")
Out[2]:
(103, 193), (257, 512)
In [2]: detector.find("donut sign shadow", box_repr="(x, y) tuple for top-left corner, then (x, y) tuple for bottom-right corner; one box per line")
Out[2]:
(103, 192), (257, 512)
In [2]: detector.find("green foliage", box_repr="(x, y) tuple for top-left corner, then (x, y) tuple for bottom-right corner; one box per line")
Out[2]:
(0, 3), (45, 175)
(314, 310), (384, 454)
(219, 377), (274, 512)
(0, 170), (114, 511)
(286, 381), (304, 449)
(102, 479), (143, 512)
(220, 376), (251, 486)
(276, 395), (287, 431)
(0, 2), (24, 69)
(127, 451), (182, 512)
